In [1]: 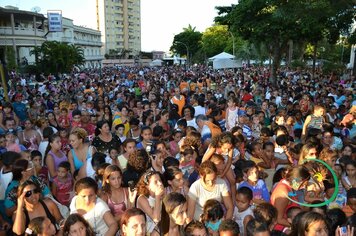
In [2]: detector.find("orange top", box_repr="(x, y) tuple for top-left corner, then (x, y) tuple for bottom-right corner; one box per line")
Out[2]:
(171, 95), (186, 116)
(179, 81), (189, 92)
(206, 121), (222, 139)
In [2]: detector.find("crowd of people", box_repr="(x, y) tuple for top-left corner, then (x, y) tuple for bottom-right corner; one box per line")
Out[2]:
(0, 65), (355, 236)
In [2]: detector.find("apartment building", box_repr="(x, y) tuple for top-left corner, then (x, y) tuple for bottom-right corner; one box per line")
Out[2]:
(97, 0), (141, 57)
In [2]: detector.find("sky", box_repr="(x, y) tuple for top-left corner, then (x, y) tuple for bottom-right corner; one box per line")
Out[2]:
(1, 0), (236, 52)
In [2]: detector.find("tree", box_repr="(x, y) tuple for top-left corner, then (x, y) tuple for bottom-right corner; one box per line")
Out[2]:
(201, 25), (230, 58)
(215, 0), (355, 85)
(5, 46), (17, 70)
(170, 25), (202, 64)
(30, 41), (84, 74)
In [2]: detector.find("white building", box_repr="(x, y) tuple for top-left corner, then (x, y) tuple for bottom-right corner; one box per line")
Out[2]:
(0, 6), (46, 66)
(47, 17), (104, 68)
(0, 6), (104, 69)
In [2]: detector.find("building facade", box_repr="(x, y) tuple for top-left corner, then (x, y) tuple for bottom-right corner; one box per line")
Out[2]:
(47, 17), (103, 68)
(97, 0), (141, 57)
(0, 6), (103, 69)
(0, 6), (46, 66)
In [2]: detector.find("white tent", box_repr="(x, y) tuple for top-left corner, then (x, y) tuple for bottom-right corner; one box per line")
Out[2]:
(209, 52), (235, 61)
(213, 58), (242, 69)
(149, 59), (163, 67)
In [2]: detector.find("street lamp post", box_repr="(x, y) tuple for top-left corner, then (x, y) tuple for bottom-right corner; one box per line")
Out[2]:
(175, 41), (189, 67)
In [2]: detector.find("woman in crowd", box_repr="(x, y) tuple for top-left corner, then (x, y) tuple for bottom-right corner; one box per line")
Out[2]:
(122, 149), (150, 187)
(182, 105), (198, 130)
(162, 192), (187, 236)
(271, 166), (311, 232)
(291, 211), (329, 236)
(0, 102), (19, 132)
(45, 133), (68, 179)
(298, 142), (319, 165)
(120, 208), (147, 236)
(136, 170), (165, 236)
(99, 165), (136, 223)
(99, 105), (113, 129)
(12, 181), (62, 235)
(164, 166), (188, 197)
(68, 128), (95, 179)
(151, 110), (171, 141)
(92, 120), (121, 154)
(36, 118), (57, 140)
(21, 119), (42, 151)
(5, 159), (51, 217)
(69, 177), (118, 236)
(63, 213), (95, 236)
(47, 112), (60, 131)
(187, 160), (233, 221)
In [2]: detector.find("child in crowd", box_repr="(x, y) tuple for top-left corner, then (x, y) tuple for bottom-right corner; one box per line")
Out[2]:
(251, 114), (262, 140)
(169, 130), (182, 157)
(31, 150), (49, 185)
(117, 138), (137, 171)
(136, 126), (153, 151)
(201, 199), (225, 236)
(262, 142), (277, 190)
(59, 128), (70, 154)
(5, 129), (20, 153)
(225, 97), (239, 132)
(342, 160), (356, 192)
(239, 162), (270, 204)
(108, 147), (119, 166)
(52, 161), (73, 206)
(0, 135), (6, 154)
(179, 145), (195, 179)
(233, 187), (254, 236)
(344, 188), (356, 217)
(20, 150), (31, 160)
(218, 219), (240, 236)
(115, 124), (126, 143)
(302, 105), (325, 140)
(274, 135), (293, 171)
(58, 108), (70, 129)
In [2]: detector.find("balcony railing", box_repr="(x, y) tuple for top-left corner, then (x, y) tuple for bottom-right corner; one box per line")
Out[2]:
(0, 27), (46, 37)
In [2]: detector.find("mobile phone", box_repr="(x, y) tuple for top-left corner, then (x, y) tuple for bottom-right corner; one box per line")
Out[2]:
(128, 181), (136, 192)
(340, 226), (347, 236)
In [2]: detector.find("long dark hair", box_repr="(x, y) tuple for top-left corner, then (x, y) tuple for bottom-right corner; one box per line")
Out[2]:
(161, 192), (187, 235)
(95, 120), (110, 136)
(44, 133), (61, 166)
(63, 214), (95, 236)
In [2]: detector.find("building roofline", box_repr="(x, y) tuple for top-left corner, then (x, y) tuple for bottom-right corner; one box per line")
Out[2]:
(0, 6), (46, 19)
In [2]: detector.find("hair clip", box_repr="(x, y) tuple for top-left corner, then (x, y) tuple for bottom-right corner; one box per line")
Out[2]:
(25, 228), (33, 235)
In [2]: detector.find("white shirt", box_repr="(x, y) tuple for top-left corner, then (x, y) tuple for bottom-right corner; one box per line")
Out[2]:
(70, 196), (110, 236)
(188, 178), (229, 220)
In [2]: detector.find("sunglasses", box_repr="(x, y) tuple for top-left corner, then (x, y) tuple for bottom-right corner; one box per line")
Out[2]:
(25, 189), (40, 198)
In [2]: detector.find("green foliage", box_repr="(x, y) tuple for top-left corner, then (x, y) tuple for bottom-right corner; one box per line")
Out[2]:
(201, 25), (230, 57)
(29, 41), (85, 74)
(215, 0), (355, 83)
(290, 60), (306, 69)
(5, 46), (17, 70)
(170, 25), (202, 62)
